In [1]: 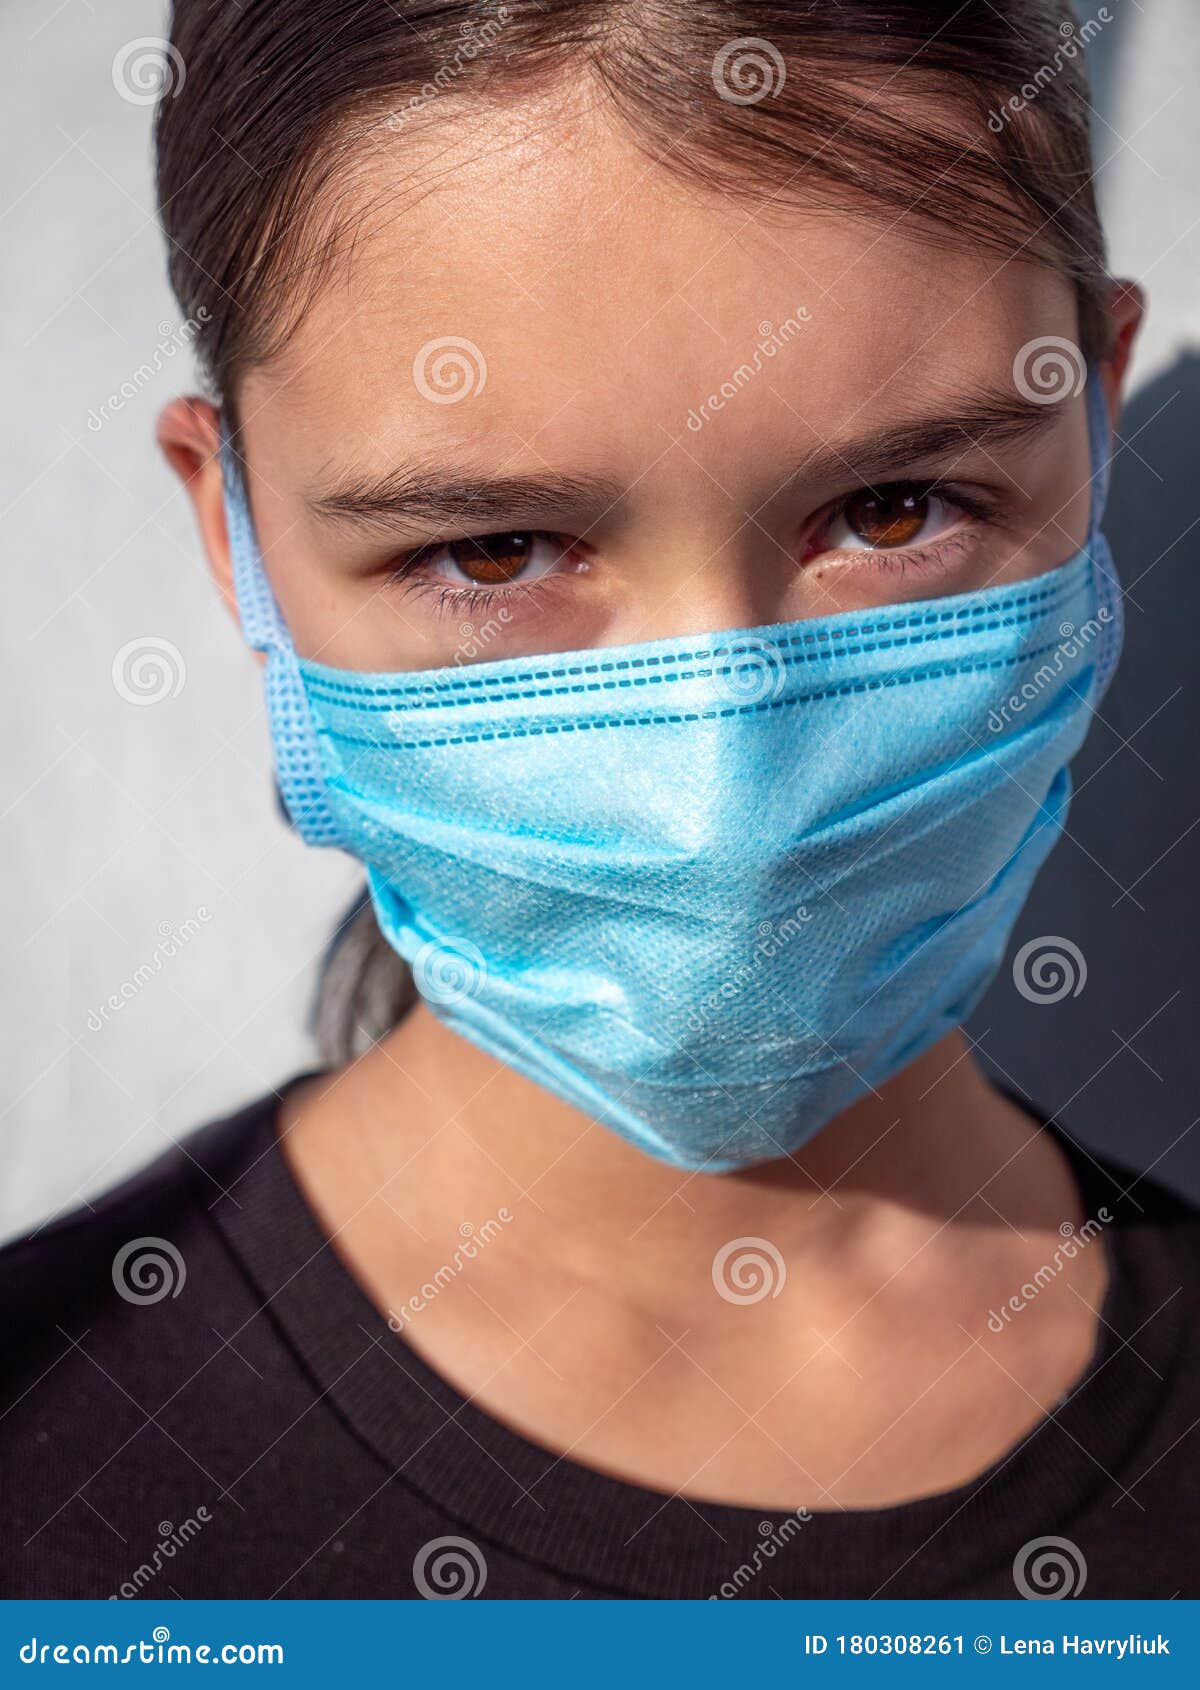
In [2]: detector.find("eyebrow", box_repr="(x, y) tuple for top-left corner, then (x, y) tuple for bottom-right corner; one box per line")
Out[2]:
(790, 387), (1061, 491)
(304, 387), (1061, 532)
(306, 469), (626, 531)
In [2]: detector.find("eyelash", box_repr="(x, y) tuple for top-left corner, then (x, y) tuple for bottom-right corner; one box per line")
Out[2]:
(397, 578), (564, 621)
(386, 549), (574, 621)
(384, 481), (1006, 615)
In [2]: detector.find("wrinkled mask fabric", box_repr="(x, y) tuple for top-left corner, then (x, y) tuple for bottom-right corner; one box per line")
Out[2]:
(223, 375), (1120, 1171)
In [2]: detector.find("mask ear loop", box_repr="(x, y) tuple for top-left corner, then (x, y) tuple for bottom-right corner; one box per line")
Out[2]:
(1083, 363), (1123, 700)
(219, 420), (344, 847)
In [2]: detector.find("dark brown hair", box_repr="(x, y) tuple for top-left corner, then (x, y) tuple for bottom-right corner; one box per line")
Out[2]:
(154, 0), (1113, 1058)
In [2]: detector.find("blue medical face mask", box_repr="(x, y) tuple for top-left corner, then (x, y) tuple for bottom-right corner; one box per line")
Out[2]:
(223, 374), (1120, 1172)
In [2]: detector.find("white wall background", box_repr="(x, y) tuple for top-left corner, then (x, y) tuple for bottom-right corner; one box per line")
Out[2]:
(0, 0), (361, 1240)
(1, 0), (1197, 1239)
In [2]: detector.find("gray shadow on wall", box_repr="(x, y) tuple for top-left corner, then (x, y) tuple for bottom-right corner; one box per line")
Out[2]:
(969, 351), (1200, 1198)
(1082, 0), (1131, 126)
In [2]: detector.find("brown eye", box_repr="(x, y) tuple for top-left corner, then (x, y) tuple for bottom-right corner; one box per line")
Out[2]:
(410, 530), (568, 594)
(841, 488), (930, 549)
(446, 532), (536, 584)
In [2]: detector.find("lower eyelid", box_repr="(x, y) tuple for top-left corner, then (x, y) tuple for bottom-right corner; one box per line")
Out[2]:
(855, 526), (980, 574)
(815, 517), (979, 573)
(393, 570), (563, 622)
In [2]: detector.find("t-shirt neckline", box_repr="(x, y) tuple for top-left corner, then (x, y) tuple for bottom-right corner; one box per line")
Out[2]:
(203, 1083), (1179, 1600)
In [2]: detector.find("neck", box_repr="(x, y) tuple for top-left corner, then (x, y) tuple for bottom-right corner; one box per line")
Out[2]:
(280, 1004), (1105, 1510)
(284, 1005), (1084, 1329)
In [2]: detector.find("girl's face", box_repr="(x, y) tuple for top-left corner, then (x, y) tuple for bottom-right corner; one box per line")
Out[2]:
(197, 96), (1108, 672)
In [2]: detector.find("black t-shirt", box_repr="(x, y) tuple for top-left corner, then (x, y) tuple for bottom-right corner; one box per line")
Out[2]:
(1, 1083), (1198, 1600)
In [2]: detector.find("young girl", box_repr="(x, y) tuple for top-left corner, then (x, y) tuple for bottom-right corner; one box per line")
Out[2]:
(3, 0), (1197, 1601)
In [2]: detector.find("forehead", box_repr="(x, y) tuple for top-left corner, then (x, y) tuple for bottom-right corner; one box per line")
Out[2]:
(241, 94), (1078, 476)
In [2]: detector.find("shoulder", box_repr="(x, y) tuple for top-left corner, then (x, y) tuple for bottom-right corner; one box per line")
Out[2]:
(0, 1091), (280, 1349)
(0, 1087), (294, 1597)
(0, 1082), (355, 1598)
(0, 1086), (292, 1497)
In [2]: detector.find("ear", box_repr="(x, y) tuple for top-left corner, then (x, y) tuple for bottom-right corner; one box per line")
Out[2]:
(156, 395), (240, 622)
(1099, 279), (1146, 423)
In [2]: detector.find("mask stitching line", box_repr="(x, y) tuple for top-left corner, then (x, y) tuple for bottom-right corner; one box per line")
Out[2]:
(319, 635), (1096, 753)
(306, 605), (1097, 716)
